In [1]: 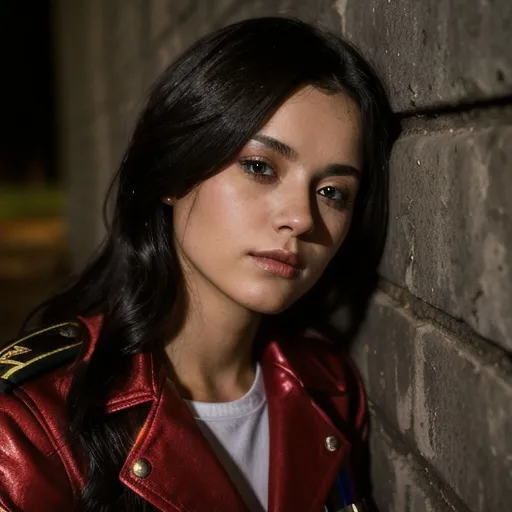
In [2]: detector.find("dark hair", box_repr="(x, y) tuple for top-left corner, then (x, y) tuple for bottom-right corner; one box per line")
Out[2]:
(32, 17), (395, 510)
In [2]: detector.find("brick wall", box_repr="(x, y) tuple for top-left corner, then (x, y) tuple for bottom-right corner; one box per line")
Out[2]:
(54, 1), (512, 510)
(342, 2), (512, 509)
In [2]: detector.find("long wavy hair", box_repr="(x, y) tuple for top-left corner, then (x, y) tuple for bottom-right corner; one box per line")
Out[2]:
(30, 17), (395, 511)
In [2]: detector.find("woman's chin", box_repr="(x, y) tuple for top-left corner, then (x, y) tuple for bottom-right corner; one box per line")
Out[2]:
(238, 292), (298, 316)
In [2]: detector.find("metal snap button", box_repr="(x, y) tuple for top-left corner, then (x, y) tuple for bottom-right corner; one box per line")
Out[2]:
(325, 435), (340, 452)
(59, 324), (80, 338)
(131, 458), (152, 478)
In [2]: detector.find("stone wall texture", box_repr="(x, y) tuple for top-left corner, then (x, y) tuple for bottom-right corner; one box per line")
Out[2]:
(54, 1), (512, 510)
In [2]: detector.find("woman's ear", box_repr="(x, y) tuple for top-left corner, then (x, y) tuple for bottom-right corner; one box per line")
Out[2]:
(161, 196), (174, 206)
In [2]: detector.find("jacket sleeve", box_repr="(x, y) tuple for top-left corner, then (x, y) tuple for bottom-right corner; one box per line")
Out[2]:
(0, 391), (75, 512)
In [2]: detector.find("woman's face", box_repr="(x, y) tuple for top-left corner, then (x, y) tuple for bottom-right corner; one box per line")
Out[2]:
(170, 85), (363, 314)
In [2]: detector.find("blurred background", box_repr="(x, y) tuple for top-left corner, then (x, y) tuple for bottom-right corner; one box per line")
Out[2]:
(0, 1), (65, 338)
(0, 1), (511, 510)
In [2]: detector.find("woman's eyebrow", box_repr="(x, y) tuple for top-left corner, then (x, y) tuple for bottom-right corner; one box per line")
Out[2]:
(251, 134), (299, 161)
(317, 163), (362, 180)
(250, 134), (361, 179)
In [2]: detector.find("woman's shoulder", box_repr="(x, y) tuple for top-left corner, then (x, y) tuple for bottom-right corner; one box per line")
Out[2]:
(0, 321), (84, 394)
(284, 328), (363, 387)
(0, 322), (86, 511)
(0, 320), (86, 437)
(0, 320), (87, 440)
(281, 328), (368, 437)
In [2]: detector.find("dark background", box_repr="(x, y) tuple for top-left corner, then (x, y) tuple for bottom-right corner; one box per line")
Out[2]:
(0, 0), (55, 185)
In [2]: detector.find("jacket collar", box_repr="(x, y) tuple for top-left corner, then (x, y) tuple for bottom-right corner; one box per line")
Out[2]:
(79, 316), (352, 512)
(78, 316), (347, 413)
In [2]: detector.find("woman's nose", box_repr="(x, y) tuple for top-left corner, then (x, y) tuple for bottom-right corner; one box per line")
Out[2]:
(271, 189), (315, 237)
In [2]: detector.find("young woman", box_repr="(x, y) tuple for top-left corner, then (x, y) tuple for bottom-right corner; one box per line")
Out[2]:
(0, 17), (395, 512)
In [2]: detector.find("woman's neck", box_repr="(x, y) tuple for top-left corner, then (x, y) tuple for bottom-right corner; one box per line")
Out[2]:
(163, 287), (262, 403)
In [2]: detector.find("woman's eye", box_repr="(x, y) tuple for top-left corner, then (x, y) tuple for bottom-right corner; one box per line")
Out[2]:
(317, 185), (347, 204)
(240, 159), (275, 178)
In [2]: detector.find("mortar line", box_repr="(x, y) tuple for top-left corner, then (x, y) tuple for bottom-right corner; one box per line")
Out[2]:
(398, 93), (512, 119)
(368, 401), (474, 512)
(377, 278), (512, 373)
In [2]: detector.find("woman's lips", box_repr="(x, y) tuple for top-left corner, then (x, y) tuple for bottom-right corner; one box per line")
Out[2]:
(250, 252), (301, 279)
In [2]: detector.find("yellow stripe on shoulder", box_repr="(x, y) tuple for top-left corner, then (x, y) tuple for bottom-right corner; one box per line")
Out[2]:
(0, 322), (84, 393)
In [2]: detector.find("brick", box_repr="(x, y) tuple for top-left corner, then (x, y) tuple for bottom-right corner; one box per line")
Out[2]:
(348, 299), (418, 436)
(339, 0), (512, 112)
(381, 123), (512, 351)
(350, 292), (512, 511)
(368, 409), (459, 512)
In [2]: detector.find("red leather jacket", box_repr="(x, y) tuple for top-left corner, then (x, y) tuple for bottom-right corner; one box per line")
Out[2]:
(0, 316), (370, 511)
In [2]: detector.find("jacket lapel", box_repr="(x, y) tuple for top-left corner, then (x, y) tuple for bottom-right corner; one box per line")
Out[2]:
(261, 339), (352, 512)
(81, 315), (247, 511)
(118, 363), (250, 512)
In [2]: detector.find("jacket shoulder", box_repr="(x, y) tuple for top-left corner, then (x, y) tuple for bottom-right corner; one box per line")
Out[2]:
(284, 330), (368, 436)
(285, 330), (358, 390)
(0, 387), (76, 511)
(0, 321), (84, 393)
(0, 322), (86, 510)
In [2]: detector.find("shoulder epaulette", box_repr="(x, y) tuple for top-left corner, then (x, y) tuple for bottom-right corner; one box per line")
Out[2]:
(0, 322), (83, 393)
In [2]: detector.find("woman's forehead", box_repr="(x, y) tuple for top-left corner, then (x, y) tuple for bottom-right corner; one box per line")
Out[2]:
(253, 85), (363, 168)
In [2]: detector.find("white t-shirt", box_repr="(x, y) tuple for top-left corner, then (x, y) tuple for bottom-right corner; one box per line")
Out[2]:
(184, 364), (269, 512)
